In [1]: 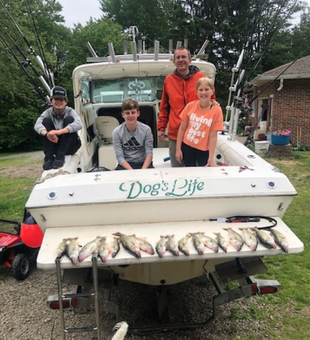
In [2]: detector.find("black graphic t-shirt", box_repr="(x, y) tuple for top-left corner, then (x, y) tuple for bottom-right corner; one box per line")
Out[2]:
(112, 121), (153, 164)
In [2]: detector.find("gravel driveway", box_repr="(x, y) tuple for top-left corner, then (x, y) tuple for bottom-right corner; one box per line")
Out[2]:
(0, 264), (274, 340)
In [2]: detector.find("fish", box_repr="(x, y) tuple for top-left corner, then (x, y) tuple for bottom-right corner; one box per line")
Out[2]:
(189, 232), (205, 255)
(56, 238), (69, 258)
(111, 237), (120, 258)
(78, 236), (103, 262)
(223, 228), (244, 251)
(214, 232), (229, 252)
(113, 232), (141, 258)
(178, 234), (191, 256)
(239, 228), (258, 251)
(156, 235), (167, 258)
(202, 235), (219, 253)
(253, 227), (277, 249)
(98, 237), (111, 263)
(66, 237), (80, 264)
(166, 234), (179, 256)
(135, 236), (155, 255)
(270, 229), (289, 253)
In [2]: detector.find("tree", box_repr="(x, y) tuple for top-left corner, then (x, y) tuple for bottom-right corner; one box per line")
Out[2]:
(0, 0), (309, 151)
(0, 0), (68, 151)
(290, 10), (310, 59)
(99, 0), (175, 49)
(68, 19), (124, 68)
(98, 0), (305, 104)
(173, 0), (304, 102)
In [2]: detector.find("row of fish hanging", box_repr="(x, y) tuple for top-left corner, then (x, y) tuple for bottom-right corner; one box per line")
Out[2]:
(56, 227), (289, 264)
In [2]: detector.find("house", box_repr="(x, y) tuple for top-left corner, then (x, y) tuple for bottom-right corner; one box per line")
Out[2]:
(245, 54), (310, 146)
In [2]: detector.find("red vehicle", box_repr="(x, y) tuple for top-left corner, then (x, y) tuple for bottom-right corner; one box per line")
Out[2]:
(0, 216), (43, 280)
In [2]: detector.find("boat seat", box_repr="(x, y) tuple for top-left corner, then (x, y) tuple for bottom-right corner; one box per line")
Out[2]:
(96, 116), (119, 170)
(98, 145), (117, 170)
(96, 116), (120, 144)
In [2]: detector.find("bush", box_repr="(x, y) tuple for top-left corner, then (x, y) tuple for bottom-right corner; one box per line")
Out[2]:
(0, 107), (41, 151)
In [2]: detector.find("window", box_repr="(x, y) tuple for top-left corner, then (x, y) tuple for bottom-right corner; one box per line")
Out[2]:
(81, 80), (91, 104)
(92, 76), (165, 103)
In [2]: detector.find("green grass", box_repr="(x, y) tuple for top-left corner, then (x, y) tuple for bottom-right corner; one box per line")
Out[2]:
(0, 153), (41, 222)
(244, 151), (310, 339)
(0, 176), (35, 221)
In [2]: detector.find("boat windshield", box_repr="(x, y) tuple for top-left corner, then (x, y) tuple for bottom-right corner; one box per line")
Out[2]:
(89, 76), (164, 104)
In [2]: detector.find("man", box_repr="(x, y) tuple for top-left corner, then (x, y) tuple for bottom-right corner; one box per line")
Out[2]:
(157, 46), (215, 167)
(112, 98), (153, 170)
(34, 86), (82, 170)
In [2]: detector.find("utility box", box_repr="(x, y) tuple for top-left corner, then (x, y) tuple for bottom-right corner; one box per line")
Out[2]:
(255, 141), (269, 153)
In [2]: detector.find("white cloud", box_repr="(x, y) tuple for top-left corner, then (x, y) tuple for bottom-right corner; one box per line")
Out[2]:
(57, 0), (102, 28)
(56, 0), (310, 29)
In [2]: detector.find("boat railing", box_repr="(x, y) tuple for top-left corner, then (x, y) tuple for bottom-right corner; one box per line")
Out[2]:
(86, 38), (211, 64)
(86, 53), (174, 63)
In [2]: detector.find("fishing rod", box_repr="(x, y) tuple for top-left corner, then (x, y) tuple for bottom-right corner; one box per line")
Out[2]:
(225, 0), (271, 136)
(0, 0), (52, 96)
(0, 33), (48, 103)
(234, 0), (298, 102)
(242, 0), (308, 146)
(245, 0), (299, 84)
(243, 43), (310, 146)
(0, 20), (51, 98)
(227, 0), (301, 144)
(25, 0), (54, 88)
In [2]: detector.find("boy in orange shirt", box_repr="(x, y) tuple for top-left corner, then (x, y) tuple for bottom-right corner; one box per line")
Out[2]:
(176, 77), (223, 167)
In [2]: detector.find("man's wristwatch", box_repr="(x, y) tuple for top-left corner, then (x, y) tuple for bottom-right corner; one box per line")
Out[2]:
(45, 132), (48, 138)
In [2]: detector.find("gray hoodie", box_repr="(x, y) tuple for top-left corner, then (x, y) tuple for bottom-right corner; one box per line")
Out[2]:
(34, 106), (82, 134)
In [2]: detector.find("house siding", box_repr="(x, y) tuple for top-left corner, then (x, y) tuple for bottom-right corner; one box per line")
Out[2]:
(250, 79), (310, 146)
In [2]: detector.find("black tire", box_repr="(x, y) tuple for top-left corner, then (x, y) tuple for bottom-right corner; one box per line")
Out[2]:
(12, 253), (30, 280)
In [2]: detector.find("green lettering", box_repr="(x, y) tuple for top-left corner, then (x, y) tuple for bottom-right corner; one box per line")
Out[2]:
(197, 182), (204, 191)
(126, 182), (142, 199)
(151, 183), (160, 196)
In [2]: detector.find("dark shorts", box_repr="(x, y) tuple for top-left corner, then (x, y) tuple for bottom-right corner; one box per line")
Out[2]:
(181, 143), (209, 167)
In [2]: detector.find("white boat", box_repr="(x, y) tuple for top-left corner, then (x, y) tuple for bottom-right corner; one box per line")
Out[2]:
(24, 38), (303, 335)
